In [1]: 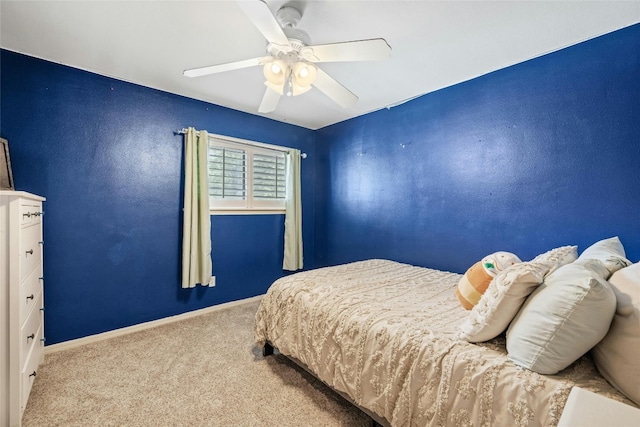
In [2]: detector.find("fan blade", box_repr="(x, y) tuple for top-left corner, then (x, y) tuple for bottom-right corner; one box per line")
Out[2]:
(312, 68), (358, 109)
(237, 0), (292, 52)
(258, 87), (281, 113)
(184, 57), (267, 78)
(300, 38), (391, 63)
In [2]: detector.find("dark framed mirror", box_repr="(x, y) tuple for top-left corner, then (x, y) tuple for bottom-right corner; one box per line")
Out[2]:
(1, 138), (15, 190)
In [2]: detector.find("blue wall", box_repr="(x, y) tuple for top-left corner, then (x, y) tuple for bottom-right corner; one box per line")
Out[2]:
(2, 23), (639, 345)
(315, 24), (640, 272)
(1, 50), (317, 344)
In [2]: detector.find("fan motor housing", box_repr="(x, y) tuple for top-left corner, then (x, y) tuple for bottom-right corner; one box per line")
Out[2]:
(284, 28), (311, 48)
(267, 29), (310, 58)
(266, 6), (310, 55)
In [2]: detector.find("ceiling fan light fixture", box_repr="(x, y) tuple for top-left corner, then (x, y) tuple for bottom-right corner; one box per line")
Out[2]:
(184, 1), (392, 114)
(263, 59), (287, 85)
(292, 62), (317, 87)
(290, 81), (312, 96)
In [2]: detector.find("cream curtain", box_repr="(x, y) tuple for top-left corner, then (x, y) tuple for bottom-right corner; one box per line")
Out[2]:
(283, 149), (303, 271)
(181, 127), (213, 288)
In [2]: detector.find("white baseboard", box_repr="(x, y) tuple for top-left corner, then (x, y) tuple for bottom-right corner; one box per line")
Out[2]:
(45, 295), (263, 354)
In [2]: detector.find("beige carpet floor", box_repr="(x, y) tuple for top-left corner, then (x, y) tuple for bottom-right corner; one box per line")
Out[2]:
(22, 299), (370, 427)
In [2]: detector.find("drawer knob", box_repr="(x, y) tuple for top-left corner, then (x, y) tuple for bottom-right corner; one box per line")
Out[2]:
(26, 249), (33, 255)
(29, 371), (37, 378)
(27, 333), (35, 341)
(23, 212), (31, 218)
(26, 294), (34, 301)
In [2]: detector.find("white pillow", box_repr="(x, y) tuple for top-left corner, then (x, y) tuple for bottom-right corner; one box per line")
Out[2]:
(592, 262), (640, 406)
(575, 236), (631, 278)
(530, 244), (579, 277)
(506, 260), (616, 374)
(459, 246), (577, 343)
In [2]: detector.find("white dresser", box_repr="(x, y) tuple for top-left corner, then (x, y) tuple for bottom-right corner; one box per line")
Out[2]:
(0, 191), (46, 427)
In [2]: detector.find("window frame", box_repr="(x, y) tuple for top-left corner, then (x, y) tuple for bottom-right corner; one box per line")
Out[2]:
(207, 134), (289, 215)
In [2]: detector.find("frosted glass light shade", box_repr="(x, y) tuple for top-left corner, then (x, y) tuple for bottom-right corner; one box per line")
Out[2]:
(263, 60), (287, 85)
(289, 83), (311, 96)
(263, 60), (317, 97)
(292, 62), (317, 87)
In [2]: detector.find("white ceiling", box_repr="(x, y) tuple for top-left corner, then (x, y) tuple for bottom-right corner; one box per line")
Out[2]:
(1, 1), (639, 130)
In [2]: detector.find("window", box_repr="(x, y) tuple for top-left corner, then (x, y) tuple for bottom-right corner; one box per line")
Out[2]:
(208, 136), (288, 213)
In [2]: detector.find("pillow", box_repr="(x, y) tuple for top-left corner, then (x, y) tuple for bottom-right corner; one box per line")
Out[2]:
(459, 245), (577, 343)
(455, 251), (521, 309)
(575, 236), (631, 279)
(530, 244), (580, 277)
(592, 262), (640, 406)
(506, 259), (616, 374)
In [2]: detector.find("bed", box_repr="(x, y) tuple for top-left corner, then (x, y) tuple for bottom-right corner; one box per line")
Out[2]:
(255, 244), (639, 426)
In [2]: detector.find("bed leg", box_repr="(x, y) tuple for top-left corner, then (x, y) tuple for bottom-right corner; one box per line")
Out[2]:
(262, 342), (274, 357)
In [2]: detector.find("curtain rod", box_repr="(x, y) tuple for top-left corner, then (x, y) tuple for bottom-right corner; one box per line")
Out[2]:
(174, 128), (307, 158)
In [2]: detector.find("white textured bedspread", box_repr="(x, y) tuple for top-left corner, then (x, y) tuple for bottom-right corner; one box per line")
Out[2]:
(255, 259), (630, 427)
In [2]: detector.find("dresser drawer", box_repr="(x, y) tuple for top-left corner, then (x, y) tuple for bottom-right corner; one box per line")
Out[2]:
(20, 266), (43, 326)
(20, 334), (43, 413)
(19, 223), (42, 281)
(3, 191), (46, 426)
(20, 202), (43, 227)
(20, 293), (44, 366)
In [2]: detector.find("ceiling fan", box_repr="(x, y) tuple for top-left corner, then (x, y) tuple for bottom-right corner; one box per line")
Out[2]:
(183, 0), (391, 113)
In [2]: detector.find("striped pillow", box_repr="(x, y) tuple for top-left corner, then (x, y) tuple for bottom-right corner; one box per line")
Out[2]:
(456, 252), (521, 309)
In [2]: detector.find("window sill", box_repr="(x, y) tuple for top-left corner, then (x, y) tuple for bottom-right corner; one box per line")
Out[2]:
(210, 209), (285, 216)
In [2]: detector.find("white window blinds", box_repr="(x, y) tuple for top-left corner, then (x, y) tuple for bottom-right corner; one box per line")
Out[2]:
(209, 146), (246, 200)
(208, 136), (288, 212)
(252, 151), (286, 200)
